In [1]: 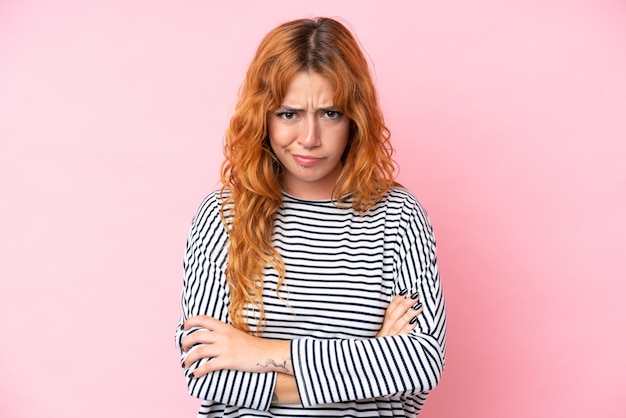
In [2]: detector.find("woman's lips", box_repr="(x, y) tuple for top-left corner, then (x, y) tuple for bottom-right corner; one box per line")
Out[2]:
(293, 155), (322, 166)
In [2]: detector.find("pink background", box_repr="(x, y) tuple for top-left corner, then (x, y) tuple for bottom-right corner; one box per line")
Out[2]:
(1, 1), (625, 417)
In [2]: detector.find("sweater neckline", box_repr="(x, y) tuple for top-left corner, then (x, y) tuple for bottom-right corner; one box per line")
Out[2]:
(281, 191), (335, 204)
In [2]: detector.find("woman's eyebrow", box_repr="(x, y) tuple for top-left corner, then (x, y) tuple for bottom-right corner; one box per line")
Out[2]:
(276, 105), (338, 112)
(275, 105), (302, 112)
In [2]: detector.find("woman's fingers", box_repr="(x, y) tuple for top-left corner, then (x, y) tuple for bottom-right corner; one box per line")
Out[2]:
(181, 315), (230, 353)
(400, 302), (423, 332)
(181, 319), (235, 374)
(180, 316), (225, 372)
(387, 293), (420, 323)
(183, 315), (221, 331)
(184, 341), (217, 369)
(377, 292), (422, 337)
(181, 328), (217, 352)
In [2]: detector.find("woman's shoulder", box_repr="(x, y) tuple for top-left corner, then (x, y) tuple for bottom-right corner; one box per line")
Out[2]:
(381, 186), (433, 228)
(190, 188), (229, 228)
(383, 185), (427, 212)
(195, 188), (222, 212)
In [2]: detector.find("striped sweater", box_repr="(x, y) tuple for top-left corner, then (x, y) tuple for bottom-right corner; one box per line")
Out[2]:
(175, 186), (446, 417)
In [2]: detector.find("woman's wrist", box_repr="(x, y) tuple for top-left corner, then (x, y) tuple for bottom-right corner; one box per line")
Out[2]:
(253, 339), (293, 375)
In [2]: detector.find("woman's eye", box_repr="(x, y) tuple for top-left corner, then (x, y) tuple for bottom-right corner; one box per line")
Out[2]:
(278, 112), (296, 120)
(324, 110), (342, 119)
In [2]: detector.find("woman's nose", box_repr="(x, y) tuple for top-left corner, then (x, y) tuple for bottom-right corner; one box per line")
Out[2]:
(298, 116), (320, 148)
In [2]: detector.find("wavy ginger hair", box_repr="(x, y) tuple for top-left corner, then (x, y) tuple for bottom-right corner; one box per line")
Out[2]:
(220, 17), (396, 333)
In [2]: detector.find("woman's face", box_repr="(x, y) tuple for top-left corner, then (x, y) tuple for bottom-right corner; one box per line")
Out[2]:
(268, 71), (350, 200)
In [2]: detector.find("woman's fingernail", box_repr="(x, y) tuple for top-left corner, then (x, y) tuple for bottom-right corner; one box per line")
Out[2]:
(410, 316), (419, 324)
(413, 302), (422, 310)
(410, 291), (419, 300)
(187, 371), (195, 379)
(399, 289), (408, 296)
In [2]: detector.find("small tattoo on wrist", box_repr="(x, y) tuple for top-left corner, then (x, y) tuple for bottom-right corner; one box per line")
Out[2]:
(257, 358), (290, 373)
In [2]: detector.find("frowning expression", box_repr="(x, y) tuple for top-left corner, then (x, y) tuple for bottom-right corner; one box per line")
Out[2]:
(268, 71), (350, 200)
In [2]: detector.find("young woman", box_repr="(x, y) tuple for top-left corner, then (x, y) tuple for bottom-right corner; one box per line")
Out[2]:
(175, 17), (446, 417)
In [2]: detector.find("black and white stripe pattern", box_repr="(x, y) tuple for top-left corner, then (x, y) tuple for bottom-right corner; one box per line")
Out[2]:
(175, 186), (446, 417)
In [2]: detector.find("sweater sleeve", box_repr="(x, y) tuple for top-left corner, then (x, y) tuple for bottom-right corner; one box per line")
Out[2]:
(174, 193), (277, 411)
(290, 196), (447, 407)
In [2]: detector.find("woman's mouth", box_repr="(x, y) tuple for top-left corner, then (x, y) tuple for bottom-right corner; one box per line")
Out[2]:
(293, 155), (322, 166)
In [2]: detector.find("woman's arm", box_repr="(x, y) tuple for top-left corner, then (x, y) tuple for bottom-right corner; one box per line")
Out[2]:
(182, 290), (422, 375)
(175, 193), (279, 411)
(269, 293), (422, 405)
(272, 374), (300, 404)
(289, 198), (446, 407)
(182, 291), (425, 405)
(182, 316), (292, 376)
(291, 281), (445, 407)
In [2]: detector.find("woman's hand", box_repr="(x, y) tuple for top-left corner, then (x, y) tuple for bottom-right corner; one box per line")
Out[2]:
(376, 290), (423, 337)
(181, 315), (292, 378)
